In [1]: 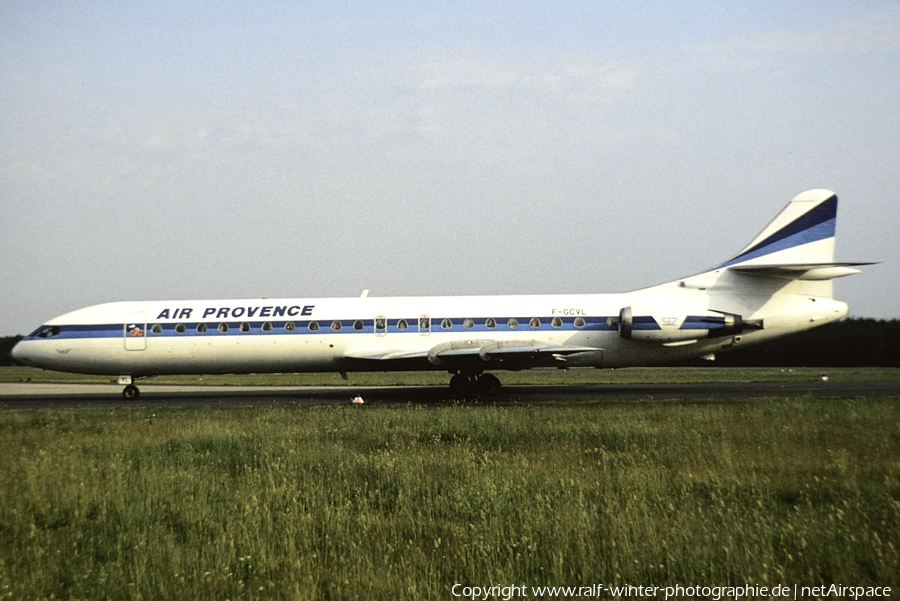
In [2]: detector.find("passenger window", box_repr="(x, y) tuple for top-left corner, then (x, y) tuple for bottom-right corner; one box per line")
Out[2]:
(551, 317), (562, 328)
(419, 317), (430, 331)
(529, 317), (541, 328)
(262, 321), (273, 332)
(353, 320), (364, 331)
(196, 323), (208, 333)
(507, 318), (519, 329)
(441, 318), (452, 329)
(285, 321), (296, 331)
(331, 321), (342, 331)
(175, 323), (186, 333)
(308, 321), (319, 331)
(463, 318), (474, 329)
(375, 318), (386, 330)
(218, 323), (229, 333)
(485, 318), (496, 328)
(151, 324), (163, 334)
(574, 317), (585, 328)
(397, 319), (408, 330)
(240, 322), (251, 332)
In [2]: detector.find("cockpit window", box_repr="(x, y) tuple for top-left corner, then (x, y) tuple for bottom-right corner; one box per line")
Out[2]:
(30, 326), (60, 339)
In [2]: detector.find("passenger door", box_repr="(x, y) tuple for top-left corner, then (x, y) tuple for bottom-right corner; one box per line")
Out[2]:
(124, 311), (147, 351)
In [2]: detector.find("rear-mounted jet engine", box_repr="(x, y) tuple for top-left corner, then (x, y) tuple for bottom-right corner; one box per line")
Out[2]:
(617, 306), (746, 343)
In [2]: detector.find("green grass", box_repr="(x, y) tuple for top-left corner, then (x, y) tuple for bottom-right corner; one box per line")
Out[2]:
(2, 365), (899, 386)
(1, 395), (898, 600)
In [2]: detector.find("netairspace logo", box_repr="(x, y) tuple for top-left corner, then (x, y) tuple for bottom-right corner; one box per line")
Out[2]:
(450, 583), (893, 600)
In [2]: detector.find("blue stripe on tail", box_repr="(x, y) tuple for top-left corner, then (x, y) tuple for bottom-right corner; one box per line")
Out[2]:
(718, 194), (836, 268)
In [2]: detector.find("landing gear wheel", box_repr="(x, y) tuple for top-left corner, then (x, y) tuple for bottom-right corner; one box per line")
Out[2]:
(477, 373), (501, 396)
(449, 374), (471, 398)
(122, 384), (140, 400)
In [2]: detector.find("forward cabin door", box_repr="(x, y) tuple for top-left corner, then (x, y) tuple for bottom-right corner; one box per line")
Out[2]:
(124, 311), (147, 351)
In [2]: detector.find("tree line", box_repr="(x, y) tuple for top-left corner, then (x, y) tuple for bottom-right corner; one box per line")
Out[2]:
(1, 318), (898, 368)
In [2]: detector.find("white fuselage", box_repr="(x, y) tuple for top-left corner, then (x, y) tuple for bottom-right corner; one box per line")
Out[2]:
(12, 279), (848, 378)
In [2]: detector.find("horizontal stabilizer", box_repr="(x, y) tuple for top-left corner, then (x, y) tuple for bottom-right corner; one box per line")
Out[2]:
(730, 262), (875, 280)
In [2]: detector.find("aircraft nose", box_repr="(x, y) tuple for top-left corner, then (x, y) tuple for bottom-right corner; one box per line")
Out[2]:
(10, 340), (29, 365)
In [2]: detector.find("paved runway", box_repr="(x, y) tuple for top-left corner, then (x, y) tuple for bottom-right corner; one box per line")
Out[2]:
(1, 380), (898, 409)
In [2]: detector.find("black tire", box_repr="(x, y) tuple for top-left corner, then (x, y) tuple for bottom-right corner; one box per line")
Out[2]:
(122, 384), (140, 400)
(477, 373), (501, 396)
(449, 374), (470, 398)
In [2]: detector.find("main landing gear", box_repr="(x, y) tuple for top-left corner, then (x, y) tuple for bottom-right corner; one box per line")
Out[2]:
(449, 372), (501, 398)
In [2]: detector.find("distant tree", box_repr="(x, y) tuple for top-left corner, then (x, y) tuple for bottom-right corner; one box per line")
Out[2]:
(712, 318), (900, 367)
(0, 336), (23, 366)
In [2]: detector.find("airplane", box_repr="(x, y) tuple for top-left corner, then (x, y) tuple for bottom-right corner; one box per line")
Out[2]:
(12, 189), (872, 400)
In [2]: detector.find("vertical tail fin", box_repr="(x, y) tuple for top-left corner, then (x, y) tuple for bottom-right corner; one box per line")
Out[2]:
(709, 189), (872, 298)
(718, 189), (838, 268)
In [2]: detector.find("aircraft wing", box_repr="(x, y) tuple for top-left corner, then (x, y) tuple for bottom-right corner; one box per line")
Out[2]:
(344, 340), (602, 368)
(342, 348), (430, 361)
(477, 343), (601, 361)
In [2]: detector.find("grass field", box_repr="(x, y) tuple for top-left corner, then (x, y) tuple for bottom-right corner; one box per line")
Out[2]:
(1, 372), (898, 599)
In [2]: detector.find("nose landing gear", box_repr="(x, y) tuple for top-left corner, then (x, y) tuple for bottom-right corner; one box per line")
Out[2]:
(118, 376), (140, 400)
(449, 372), (502, 398)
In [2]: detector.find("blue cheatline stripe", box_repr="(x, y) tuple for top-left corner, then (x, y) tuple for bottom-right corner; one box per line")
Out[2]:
(717, 195), (837, 269)
(25, 316), (621, 340)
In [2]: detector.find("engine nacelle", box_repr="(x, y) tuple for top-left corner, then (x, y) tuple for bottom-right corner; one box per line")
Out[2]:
(618, 306), (743, 343)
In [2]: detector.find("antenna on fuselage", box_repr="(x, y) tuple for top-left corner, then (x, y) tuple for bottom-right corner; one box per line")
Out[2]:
(360, 289), (369, 298)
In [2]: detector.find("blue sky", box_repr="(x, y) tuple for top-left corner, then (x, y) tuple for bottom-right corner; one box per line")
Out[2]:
(1, 1), (898, 335)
